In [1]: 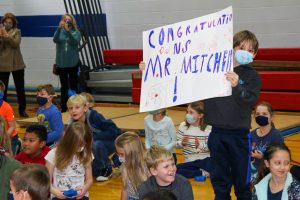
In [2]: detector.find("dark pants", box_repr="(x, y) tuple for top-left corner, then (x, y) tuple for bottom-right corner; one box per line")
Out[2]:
(0, 69), (26, 112)
(207, 127), (252, 200)
(58, 65), (79, 112)
(10, 135), (19, 155)
(176, 157), (211, 178)
(92, 140), (115, 177)
(291, 165), (300, 182)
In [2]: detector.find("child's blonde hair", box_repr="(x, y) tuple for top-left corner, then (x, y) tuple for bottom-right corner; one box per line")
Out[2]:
(146, 145), (173, 169)
(55, 121), (93, 170)
(115, 132), (148, 193)
(80, 92), (95, 107)
(67, 94), (87, 108)
(0, 116), (12, 156)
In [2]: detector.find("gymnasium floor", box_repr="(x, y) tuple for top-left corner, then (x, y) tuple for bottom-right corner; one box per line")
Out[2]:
(15, 103), (300, 200)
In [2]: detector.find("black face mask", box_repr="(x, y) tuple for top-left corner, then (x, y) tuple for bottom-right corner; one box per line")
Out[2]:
(255, 115), (269, 126)
(36, 96), (48, 106)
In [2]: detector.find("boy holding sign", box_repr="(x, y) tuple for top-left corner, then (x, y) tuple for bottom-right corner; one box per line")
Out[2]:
(205, 30), (261, 200)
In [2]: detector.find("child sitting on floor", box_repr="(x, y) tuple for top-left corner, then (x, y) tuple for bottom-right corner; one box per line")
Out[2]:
(139, 145), (194, 200)
(144, 109), (177, 163)
(36, 84), (64, 146)
(15, 124), (50, 165)
(10, 164), (50, 200)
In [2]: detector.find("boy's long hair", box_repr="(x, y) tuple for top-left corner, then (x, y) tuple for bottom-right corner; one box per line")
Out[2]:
(0, 115), (12, 157)
(185, 101), (207, 131)
(55, 121), (93, 170)
(253, 143), (291, 187)
(115, 132), (148, 193)
(10, 164), (50, 200)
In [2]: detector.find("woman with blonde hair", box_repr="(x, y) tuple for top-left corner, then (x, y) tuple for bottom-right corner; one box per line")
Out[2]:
(115, 132), (150, 200)
(53, 13), (81, 112)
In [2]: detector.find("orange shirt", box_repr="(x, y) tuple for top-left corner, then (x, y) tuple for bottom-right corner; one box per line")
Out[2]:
(0, 101), (17, 137)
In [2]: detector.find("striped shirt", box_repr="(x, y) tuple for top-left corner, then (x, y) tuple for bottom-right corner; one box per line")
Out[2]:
(176, 121), (211, 162)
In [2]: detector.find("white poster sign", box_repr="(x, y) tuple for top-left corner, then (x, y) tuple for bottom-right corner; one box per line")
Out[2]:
(140, 6), (233, 112)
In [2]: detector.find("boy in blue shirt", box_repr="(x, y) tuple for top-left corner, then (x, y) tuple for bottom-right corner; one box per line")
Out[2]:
(36, 84), (64, 146)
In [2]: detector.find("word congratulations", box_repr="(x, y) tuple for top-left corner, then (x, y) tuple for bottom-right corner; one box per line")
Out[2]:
(148, 13), (232, 49)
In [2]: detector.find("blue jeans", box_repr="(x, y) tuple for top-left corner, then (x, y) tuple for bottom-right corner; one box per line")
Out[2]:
(10, 135), (19, 155)
(176, 157), (211, 178)
(92, 139), (115, 177)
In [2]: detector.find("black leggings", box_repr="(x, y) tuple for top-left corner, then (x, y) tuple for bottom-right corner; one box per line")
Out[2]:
(58, 65), (79, 112)
(0, 69), (26, 112)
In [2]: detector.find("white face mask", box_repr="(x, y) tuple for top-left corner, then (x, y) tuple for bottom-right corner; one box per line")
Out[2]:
(119, 156), (125, 163)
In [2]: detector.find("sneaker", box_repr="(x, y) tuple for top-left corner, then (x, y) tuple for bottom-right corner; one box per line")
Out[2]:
(96, 167), (113, 182)
(201, 169), (210, 178)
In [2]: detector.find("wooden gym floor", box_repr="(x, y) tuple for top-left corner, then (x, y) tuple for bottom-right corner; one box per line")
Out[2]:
(14, 103), (300, 200)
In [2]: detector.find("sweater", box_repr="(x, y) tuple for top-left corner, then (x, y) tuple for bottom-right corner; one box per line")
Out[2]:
(53, 27), (81, 68)
(0, 28), (25, 72)
(204, 64), (261, 130)
(139, 174), (194, 200)
(252, 172), (300, 200)
(144, 115), (176, 153)
(251, 127), (283, 170)
(37, 104), (64, 144)
(70, 109), (121, 141)
(15, 145), (50, 165)
(176, 122), (211, 162)
(0, 156), (22, 199)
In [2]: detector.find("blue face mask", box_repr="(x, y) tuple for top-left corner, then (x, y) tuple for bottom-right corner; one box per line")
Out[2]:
(186, 113), (196, 124)
(255, 115), (269, 126)
(235, 50), (253, 65)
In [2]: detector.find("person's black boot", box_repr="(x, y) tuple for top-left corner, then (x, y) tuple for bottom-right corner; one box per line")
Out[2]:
(19, 110), (29, 117)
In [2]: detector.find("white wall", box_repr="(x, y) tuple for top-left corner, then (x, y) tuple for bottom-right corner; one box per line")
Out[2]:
(101, 0), (300, 48)
(0, 0), (65, 87)
(0, 0), (299, 88)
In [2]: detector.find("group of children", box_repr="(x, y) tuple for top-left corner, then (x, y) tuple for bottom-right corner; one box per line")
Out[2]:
(0, 29), (300, 200)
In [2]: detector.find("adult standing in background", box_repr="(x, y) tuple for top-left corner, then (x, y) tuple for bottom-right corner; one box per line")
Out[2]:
(0, 13), (28, 117)
(53, 13), (81, 112)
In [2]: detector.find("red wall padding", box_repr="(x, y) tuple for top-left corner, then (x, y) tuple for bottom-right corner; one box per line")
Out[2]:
(255, 48), (300, 61)
(103, 49), (142, 64)
(259, 71), (300, 90)
(258, 92), (300, 110)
